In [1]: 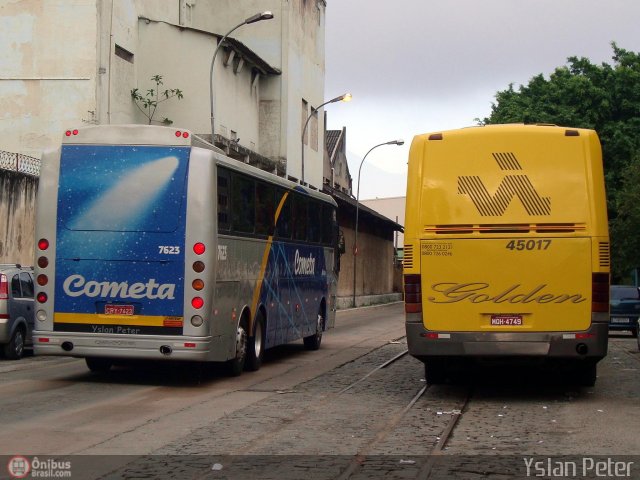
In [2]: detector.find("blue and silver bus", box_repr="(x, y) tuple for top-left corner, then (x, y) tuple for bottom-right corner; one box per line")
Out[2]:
(33, 125), (339, 374)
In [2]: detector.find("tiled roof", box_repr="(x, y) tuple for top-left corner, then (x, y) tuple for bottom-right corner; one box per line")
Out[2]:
(325, 130), (342, 160)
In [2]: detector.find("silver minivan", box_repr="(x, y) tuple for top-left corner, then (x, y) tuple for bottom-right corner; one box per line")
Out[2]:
(0, 264), (35, 359)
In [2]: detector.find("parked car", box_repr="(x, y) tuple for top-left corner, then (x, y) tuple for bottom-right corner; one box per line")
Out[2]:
(609, 285), (640, 337)
(0, 264), (35, 359)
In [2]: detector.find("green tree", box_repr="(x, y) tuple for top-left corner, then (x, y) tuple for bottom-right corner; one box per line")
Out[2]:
(481, 43), (640, 281)
(131, 74), (184, 125)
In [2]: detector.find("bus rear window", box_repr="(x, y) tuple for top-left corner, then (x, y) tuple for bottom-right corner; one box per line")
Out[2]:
(58, 145), (189, 232)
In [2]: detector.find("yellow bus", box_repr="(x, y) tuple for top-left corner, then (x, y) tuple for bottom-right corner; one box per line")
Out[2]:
(404, 124), (610, 386)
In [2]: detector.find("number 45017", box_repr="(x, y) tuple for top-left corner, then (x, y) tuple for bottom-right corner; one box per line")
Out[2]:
(506, 239), (551, 251)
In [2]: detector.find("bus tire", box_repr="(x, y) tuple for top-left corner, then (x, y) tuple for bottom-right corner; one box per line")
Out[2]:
(227, 321), (248, 376)
(245, 311), (265, 372)
(3, 327), (25, 360)
(425, 358), (446, 384)
(85, 357), (112, 373)
(575, 362), (597, 387)
(303, 307), (324, 351)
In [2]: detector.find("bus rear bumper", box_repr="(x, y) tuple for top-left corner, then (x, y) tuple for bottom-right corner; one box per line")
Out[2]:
(32, 331), (230, 362)
(405, 321), (608, 361)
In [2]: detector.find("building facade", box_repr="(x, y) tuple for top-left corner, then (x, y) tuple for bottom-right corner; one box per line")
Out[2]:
(0, 0), (329, 188)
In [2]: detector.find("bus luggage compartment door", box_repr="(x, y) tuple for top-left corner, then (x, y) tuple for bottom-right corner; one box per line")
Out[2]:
(420, 237), (592, 333)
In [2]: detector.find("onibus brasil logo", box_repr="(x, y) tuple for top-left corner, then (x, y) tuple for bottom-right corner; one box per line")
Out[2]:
(7, 456), (72, 478)
(458, 152), (551, 216)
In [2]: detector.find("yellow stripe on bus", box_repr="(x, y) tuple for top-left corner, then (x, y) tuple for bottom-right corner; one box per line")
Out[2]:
(249, 191), (290, 328)
(54, 313), (183, 327)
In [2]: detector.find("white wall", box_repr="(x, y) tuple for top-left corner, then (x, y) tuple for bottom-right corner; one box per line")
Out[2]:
(135, 19), (261, 147)
(0, 0), (327, 191)
(190, 0), (327, 188)
(0, 0), (99, 157)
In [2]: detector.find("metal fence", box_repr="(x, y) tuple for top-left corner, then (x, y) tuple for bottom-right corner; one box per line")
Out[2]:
(0, 150), (41, 177)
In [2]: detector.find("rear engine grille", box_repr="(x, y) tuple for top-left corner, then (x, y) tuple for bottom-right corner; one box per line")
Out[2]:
(403, 244), (414, 269)
(598, 242), (610, 268)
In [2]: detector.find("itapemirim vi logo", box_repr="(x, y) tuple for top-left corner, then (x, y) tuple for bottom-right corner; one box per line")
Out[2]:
(458, 152), (551, 216)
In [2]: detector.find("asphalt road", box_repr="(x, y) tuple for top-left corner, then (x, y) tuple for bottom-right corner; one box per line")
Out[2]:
(1, 303), (639, 479)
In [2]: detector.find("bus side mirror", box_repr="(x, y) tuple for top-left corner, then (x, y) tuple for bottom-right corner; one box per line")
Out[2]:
(338, 230), (346, 255)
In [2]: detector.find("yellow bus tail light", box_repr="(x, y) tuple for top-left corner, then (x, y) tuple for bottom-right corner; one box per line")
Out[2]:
(404, 274), (422, 313)
(591, 273), (609, 313)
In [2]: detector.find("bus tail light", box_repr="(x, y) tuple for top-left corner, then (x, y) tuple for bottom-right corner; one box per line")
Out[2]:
(38, 239), (50, 250)
(404, 274), (422, 313)
(37, 292), (48, 304)
(0, 274), (7, 300)
(191, 297), (204, 309)
(37, 274), (48, 286)
(420, 332), (451, 339)
(193, 242), (206, 255)
(193, 261), (205, 273)
(591, 272), (609, 312)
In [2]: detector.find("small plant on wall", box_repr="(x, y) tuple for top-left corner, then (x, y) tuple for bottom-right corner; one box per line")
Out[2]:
(131, 75), (184, 125)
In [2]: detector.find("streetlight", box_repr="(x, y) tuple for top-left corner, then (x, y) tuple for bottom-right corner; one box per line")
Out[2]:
(301, 92), (352, 185)
(209, 11), (274, 142)
(352, 139), (404, 308)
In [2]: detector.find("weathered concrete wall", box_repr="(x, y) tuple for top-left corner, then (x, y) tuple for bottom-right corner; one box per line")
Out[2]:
(337, 225), (395, 299)
(0, 171), (37, 266)
(0, 0), (98, 158)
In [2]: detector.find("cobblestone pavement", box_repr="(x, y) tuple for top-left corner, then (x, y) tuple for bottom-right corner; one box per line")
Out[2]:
(97, 336), (640, 479)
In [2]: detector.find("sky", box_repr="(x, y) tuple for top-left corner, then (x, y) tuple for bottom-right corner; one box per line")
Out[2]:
(324, 0), (640, 200)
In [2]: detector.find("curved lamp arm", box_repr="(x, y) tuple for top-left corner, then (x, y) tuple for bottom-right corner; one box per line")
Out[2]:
(300, 93), (352, 184)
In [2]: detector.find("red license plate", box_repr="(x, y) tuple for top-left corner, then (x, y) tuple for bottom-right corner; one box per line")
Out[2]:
(490, 315), (523, 326)
(105, 305), (134, 316)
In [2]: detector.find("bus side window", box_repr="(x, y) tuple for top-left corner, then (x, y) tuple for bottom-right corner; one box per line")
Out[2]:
(292, 195), (309, 242)
(308, 200), (321, 243)
(275, 190), (291, 240)
(231, 173), (255, 234)
(256, 182), (276, 236)
(217, 170), (230, 231)
(320, 204), (334, 246)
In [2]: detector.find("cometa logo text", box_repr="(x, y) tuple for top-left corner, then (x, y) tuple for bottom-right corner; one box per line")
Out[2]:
(63, 274), (176, 300)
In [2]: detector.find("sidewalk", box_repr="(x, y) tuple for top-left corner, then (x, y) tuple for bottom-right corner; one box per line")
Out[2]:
(336, 293), (403, 310)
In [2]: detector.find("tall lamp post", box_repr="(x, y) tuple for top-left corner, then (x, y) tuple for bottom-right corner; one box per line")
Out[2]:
(352, 139), (404, 308)
(301, 92), (352, 185)
(209, 11), (274, 141)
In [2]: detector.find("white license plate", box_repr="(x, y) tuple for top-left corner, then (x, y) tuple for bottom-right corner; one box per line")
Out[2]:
(611, 317), (630, 324)
(105, 305), (134, 316)
(490, 315), (523, 326)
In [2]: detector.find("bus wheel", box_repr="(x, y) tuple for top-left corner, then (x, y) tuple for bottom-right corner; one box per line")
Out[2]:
(425, 358), (446, 384)
(246, 311), (265, 372)
(85, 357), (112, 373)
(303, 308), (324, 351)
(575, 362), (597, 387)
(227, 322), (248, 376)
